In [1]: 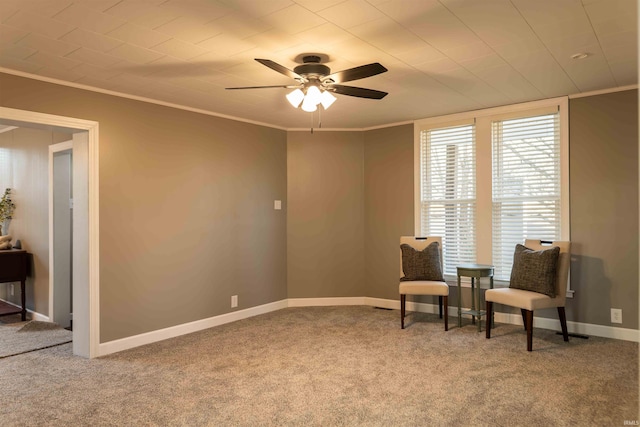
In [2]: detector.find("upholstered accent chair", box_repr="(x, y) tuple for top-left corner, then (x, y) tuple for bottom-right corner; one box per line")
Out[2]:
(485, 239), (571, 351)
(399, 236), (449, 330)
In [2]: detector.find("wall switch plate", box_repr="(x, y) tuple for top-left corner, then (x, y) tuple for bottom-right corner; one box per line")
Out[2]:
(10, 284), (14, 296)
(231, 295), (238, 308)
(274, 200), (282, 210)
(611, 308), (622, 324)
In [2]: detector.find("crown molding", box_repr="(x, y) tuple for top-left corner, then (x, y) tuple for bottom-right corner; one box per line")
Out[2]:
(1, 68), (636, 132)
(568, 84), (638, 99)
(0, 68), (288, 131)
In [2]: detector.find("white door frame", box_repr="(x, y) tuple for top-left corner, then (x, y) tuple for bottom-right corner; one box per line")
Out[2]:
(49, 140), (73, 329)
(0, 106), (99, 358)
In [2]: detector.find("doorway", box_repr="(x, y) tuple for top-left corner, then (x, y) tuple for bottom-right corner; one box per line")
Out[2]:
(0, 106), (99, 358)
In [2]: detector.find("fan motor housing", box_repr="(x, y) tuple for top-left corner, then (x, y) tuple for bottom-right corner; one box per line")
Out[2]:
(293, 63), (330, 77)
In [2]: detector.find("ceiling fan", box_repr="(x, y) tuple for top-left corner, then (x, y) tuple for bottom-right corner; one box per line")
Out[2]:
(226, 55), (388, 112)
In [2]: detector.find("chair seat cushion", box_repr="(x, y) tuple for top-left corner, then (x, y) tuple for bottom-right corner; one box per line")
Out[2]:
(400, 242), (444, 281)
(509, 244), (560, 297)
(485, 288), (564, 311)
(399, 280), (449, 296)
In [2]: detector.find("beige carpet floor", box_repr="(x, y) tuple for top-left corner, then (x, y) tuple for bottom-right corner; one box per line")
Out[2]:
(0, 306), (637, 426)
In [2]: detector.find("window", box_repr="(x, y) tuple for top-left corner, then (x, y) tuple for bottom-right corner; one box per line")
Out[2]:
(492, 113), (561, 280)
(415, 98), (569, 292)
(420, 123), (476, 276)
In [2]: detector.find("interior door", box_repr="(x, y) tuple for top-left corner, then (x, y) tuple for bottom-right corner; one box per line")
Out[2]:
(51, 143), (73, 329)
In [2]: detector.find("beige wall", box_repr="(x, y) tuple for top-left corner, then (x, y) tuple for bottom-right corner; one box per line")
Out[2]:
(358, 90), (639, 328)
(98, 107), (288, 341)
(0, 73), (288, 342)
(568, 90), (639, 329)
(1, 72), (637, 339)
(0, 128), (71, 314)
(363, 125), (414, 300)
(287, 131), (365, 298)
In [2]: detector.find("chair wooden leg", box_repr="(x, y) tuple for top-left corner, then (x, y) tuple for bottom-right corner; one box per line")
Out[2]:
(443, 296), (448, 331)
(525, 310), (534, 351)
(558, 307), (569, 342)
(486, 301), (492, 338)
(520, 309), (528, 330)
(438, 296), (443, 319)
(400, 294), (406, 329)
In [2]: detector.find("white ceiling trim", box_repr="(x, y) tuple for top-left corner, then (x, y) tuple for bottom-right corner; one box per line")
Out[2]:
(0, 67), (288, 131)
(0, 125), (18, 134)
(0, 68), (636, 133)
(567, 84), (638, 99)
(288, 119), (414, 132)
(1, 67), (418, 131)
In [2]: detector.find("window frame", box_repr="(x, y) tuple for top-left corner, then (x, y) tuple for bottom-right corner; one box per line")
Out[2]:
(414, 97), (571, 296)
(418, 119), (477, 277)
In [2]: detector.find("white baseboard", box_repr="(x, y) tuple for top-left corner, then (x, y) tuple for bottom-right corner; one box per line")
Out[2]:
(288, 297), (366, 307)
(364, 296), (471, 318)
(98, 299), (288, 357)
(494, 311), (640, 342)
(366, 296), (640, 343)
(29, 310), (50, 322)
(96, 296), (639, 357)
(0, 298), (49, 322)
(100, 297), (368, 356)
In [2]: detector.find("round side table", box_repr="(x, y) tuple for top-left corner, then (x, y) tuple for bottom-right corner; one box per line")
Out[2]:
(456, 264), (494, 332)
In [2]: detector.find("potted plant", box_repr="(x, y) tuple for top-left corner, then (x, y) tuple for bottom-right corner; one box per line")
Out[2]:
(0, 188), (16, 236)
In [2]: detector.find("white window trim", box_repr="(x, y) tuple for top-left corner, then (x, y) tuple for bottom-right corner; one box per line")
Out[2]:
(414, 97), (572, 297)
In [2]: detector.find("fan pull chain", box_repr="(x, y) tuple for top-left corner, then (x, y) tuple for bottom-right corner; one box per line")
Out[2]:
(309, 107), (325, 134)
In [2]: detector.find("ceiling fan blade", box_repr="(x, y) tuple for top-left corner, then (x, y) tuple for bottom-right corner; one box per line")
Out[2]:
(325, 63), (387, 84)
(225, 85), (300, 90)
(330, 84), (388, 99)
(255, 59), (303, 80)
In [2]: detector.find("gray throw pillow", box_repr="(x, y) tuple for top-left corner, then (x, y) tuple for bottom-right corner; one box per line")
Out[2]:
(509, 244), (560, 297)
(400, 242), (444, 282)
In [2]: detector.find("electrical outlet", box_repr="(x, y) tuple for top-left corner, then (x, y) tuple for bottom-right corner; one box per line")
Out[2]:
(611, 308), (622, 324)
(10, 284), (14, 296)
(231, 295), (238, 308)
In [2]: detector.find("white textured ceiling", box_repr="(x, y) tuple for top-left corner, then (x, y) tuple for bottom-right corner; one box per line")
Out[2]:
(0, 0), (637, 129)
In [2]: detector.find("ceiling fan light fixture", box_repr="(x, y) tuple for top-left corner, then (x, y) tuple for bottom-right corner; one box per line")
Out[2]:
(320, 90), (336, 110)
(230, 57), (389, 116)
(286, 88), (304, 108)
(305, 85), (322, 105)
(289, 87), (336, 112)
(301, 96), (318, 112)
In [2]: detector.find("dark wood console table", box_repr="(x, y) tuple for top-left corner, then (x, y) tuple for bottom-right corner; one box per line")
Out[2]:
(0, 249), (29, 321)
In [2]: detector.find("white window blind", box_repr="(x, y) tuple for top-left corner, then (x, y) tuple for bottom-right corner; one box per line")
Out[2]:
(420, 124), (476, 276)
(492, 113), (561, 280)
